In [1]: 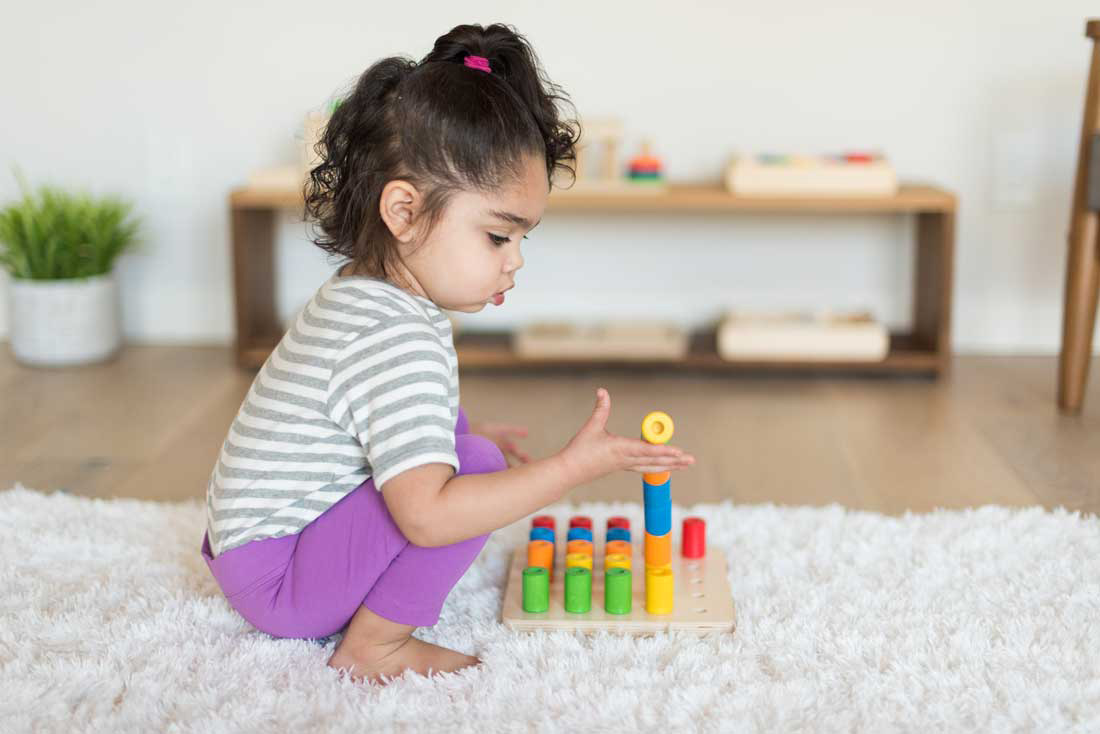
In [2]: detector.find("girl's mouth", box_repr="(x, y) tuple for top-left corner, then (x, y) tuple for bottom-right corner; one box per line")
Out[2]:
(491, 292), (505, 306)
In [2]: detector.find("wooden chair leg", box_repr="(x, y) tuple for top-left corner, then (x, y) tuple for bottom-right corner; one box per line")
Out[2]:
(1058, 227), (1100, 414)
(1058, 21), (1100, 414)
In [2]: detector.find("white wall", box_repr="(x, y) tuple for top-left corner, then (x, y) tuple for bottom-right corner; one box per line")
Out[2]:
(1, 0), (1097, 354)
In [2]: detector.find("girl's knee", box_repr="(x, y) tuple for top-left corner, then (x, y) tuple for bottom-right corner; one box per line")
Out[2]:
(455, 433), (506, 476)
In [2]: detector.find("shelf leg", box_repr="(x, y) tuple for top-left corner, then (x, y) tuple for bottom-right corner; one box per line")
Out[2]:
(913, 210), (955, 376)
(231, 206), (280, 368)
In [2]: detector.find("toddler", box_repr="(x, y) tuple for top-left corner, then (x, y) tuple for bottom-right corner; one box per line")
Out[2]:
(202, 22), (694, 685)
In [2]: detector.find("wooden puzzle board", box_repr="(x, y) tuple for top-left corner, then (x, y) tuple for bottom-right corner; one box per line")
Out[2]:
(501, 544), (736, 635)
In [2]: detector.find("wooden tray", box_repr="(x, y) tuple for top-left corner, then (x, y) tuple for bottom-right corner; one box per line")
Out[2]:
(513, 323), (689, 361)
(501, 544), (736, 635)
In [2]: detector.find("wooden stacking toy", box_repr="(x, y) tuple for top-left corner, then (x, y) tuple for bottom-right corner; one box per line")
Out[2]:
(627, 140), (664, 184)
(503, 412), (736, 635)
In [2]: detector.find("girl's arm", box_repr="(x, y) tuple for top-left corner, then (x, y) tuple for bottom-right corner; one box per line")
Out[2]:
(381, 388), (694, 548)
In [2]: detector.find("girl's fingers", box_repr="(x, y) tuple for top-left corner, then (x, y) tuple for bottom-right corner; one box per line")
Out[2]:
(500, 440), (532, 464)
(627, 447), (690, 461)
(619, 439), (684, 456)
(631, 464), (691, 474)
(628, 456), (695, 469)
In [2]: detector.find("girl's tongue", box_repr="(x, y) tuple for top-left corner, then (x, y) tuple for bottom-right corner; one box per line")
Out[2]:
(491, 292), (504, 306)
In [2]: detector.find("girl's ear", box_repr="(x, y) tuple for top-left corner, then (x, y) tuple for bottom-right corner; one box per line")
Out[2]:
(378, 179), (422, 243)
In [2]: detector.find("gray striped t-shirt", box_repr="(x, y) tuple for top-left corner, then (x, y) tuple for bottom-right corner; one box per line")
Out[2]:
(205, 268), (460, 556)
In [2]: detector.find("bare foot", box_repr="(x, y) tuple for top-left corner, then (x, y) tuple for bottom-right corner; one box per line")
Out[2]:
(326, 604), (480, 685)
(328, 635), (480, 685)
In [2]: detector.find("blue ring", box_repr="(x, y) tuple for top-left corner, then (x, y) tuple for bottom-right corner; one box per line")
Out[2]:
(643, 481), (671, 536)
(530, 526), (555, 544)
(566, 526), (593, 542)
(606, 527), (631, 543)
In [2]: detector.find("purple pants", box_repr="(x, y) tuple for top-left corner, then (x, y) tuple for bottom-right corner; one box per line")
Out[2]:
(200, 407), (506, 639)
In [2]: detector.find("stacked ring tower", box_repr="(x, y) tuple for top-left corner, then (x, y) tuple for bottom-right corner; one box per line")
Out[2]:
(641, 410), (675, 614)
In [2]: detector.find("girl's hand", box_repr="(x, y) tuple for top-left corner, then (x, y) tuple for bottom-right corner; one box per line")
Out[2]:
(558, 388), (695, 485)
(470, 420), (533, 466)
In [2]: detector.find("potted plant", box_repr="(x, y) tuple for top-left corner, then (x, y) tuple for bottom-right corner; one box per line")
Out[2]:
(0, 175), (140, 366)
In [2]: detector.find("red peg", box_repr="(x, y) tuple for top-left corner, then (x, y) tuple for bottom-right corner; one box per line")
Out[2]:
(682, 517), (706, 558)
(569, 515), (592, 530)
(607, 516), (630, 531)
(532, 515), (555, 531)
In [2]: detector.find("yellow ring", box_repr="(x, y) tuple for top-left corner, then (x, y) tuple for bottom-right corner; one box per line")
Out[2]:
(641, 411), (674, 444)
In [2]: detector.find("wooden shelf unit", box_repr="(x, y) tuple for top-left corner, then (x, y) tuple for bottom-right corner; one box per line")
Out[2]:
(228, 181), (956, 375)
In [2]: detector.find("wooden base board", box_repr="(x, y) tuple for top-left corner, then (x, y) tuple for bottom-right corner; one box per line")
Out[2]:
(501, 544), (736, 635)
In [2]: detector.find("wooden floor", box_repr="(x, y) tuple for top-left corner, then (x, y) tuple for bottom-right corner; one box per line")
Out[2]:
(1, 345), (1097, 515)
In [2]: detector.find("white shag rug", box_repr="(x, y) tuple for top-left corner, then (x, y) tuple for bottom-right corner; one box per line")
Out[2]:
(2, 485), (1099, 733)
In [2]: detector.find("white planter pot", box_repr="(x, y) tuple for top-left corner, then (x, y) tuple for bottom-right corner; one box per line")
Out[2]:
(8, 272), (122, 366)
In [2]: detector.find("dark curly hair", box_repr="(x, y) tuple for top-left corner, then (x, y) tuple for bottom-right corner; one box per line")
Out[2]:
(304, 23), (580, 279)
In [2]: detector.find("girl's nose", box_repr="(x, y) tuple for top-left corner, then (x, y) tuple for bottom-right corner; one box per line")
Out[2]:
(505, 247), (524, 273)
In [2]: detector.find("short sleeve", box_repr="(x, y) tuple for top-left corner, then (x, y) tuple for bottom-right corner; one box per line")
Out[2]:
(329, 323), (460, 490)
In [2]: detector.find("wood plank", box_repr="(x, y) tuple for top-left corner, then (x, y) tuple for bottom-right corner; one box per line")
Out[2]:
(454, 331), (940, 375)
(548, 182), (956, 213)
(228, 182), (956, 214)
(230, 187), (303, 209)
(950, 356), (1100, 514)
(825, 376), (1038, 513)
(0, 346), (248, 501)
(3, 346), (1095, 515)
(459, 372), (869, 508)
(241, 332), (942, 375)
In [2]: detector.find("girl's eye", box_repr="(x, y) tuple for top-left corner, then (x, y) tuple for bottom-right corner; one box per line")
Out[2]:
(488, 234), (529, 246)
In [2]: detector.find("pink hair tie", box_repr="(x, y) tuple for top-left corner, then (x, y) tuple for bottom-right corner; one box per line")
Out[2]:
(464, 55), (491, 74)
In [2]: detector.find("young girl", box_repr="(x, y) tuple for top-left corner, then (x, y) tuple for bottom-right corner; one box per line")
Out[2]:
(201, 23), (694, 685)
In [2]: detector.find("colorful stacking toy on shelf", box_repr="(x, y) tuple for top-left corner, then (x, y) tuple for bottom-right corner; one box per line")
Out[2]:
(510, 410), (732, 633)
(627, 140), (664, 184)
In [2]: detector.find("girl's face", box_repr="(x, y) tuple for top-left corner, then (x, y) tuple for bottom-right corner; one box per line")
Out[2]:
(390, 154), (548, 313)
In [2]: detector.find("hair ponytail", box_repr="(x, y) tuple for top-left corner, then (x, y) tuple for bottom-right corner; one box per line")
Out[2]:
(304, 23), (579, 279)
(421, 24), (578, 183)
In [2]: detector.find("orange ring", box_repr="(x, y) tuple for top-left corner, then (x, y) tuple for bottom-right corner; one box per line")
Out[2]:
(567, 539), (594, 557)
(527, 540), (554, 573)
(605, 540), (632, 558)
(644, 531), (672, 568)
